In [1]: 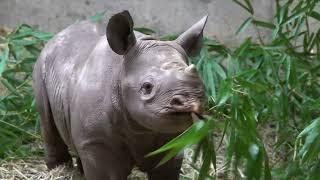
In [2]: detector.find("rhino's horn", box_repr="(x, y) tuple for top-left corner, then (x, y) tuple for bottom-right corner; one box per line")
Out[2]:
(184, 64), (197, 75)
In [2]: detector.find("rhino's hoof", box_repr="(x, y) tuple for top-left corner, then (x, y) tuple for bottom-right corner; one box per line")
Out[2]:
(76, 157), (84, 174)
(46, 154), (72, 170)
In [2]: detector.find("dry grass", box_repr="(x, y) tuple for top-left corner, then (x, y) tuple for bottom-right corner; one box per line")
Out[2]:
(0, 148), (226, 180)
(0, 158), (82, 180)
(0, 124), (279, 180)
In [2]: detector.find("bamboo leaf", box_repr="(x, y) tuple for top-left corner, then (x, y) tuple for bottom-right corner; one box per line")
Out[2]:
(233, 0), (254, 14)
(198, 139), (213, 180)
(30, 31), (53, 41)
(244, 0), (254, 15)
(134, 27), (155, 35)
(160, 34), (178, 41)
(284, 56), (291, 83)
(281, 9), (306, 26)
(156, 148), (181, 167)
(90, 10), (107, 22)
(253, 20), (276, 29)
(309, 11), (320, 21)
(0, 44), (9, 76)
(212, 61), (227, 80)
(235, 17), (253, 35)
(146, 120), (213, 157)
(216, 80), (232, 106)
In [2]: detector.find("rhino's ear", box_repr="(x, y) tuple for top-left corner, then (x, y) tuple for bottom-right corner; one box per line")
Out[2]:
(175, 15), (208, 57)
(106, 10), (136, 55)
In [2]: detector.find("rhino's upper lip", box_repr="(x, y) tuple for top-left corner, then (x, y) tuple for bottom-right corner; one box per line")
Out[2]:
(168, 111), (191, 116)
(167, 111), (204, 124)
(167, 109), (203, 119)
(157, 105), (204, 118)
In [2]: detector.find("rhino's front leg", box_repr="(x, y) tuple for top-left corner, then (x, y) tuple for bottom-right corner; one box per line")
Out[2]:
(77, 143), (134, 180)
(147, 155), (183, 180)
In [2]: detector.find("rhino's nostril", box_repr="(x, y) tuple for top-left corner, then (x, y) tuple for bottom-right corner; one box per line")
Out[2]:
(170, 97), (184, 106)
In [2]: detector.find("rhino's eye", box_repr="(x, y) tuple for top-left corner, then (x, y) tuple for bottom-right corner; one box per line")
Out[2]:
(141, 82), (154, 95)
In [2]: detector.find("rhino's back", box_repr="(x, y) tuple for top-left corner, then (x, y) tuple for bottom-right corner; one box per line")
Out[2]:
(36, 20), (112, 147)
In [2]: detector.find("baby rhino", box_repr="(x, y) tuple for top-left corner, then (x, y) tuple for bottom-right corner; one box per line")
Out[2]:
(33, 11), (207, 180)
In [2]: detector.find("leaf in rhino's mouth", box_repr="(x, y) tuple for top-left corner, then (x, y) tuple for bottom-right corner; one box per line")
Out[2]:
(169, 111), (203, 123)
(191, 112), (203, 123)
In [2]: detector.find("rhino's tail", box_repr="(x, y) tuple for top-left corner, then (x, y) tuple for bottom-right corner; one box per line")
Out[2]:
(33, 59), (72, 169)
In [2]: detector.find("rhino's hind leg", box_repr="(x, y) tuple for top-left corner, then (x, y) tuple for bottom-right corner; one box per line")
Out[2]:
(34, 74), (72, 169)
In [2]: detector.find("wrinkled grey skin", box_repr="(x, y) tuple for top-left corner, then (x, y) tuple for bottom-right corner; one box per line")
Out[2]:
(33, 11), (207, 180)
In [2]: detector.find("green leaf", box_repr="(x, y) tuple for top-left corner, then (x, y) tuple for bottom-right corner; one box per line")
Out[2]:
(247, 144), (263, 179)
(9, 39), (39, 46)
(216, 80), (232, 106)
(212, 61), (227, 80)
(8, 26), (53, 41)
(146, 120), (214, 157)
(249, 143), (259, 160)
(8, 29), (33, 40)
(8, 24), (33, 39)
(298, 117), (320, 138)
(309, 161), (320, 180)
(264, 152), (271, 180)
(233, 0), (254, 14)
(298, 117), (320, 163)
(204, 38), (223, 46)
(284, 55), (291, 83)
(277, 3), (288, 24)
(207, 63), (216, 99)
(30, 31), (53, 41)
(281, 9), (306, 26)
(293, 17), (305, 42)
(309, 11), (320, 21)
(192, 141), (203, 163)
(156, 148), (181, 167)
(235, 17), (253, 36)
(198, 138), (214, 180)
(0, 44), (9, 76)
(134, 27), (155, 35)
(252, 19), (276, 29)
(0, 78), (21, 97)
(300, 135), (320, 163)
(307, 30), (319, 53)
(90, 10), (107, 22)
(234, 38), (252, 58)
(160, 34), (178, 41)
(244, 0), (254, 15)
(235, 69), (257, 79)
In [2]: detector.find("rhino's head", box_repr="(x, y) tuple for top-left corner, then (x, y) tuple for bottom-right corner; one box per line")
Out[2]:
(107, 11), (207, 133)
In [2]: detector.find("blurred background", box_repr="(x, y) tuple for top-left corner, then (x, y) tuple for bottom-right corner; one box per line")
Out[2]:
(1, 0), (276, 45)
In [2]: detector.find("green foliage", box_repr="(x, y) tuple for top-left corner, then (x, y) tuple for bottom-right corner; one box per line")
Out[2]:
(151, 0), (320, 179)
(134, 27), (156, 35)
(90, 10), (108, 22)
(146, 120), (215, 168)
(0, 24), (53, 158)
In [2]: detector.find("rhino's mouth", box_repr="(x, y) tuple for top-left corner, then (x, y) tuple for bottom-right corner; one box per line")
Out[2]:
(168, 111), (203, 123)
